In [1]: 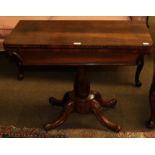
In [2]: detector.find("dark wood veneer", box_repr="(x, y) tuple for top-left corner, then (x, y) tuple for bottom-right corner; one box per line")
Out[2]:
(4, 20), (153, 131)
(4, 20), (152, 48)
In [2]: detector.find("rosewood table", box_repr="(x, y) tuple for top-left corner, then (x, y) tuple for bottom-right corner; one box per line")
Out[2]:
(4, 20), (153, 132)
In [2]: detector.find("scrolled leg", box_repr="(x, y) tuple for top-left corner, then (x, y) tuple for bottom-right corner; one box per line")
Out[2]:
(49, 91), (71, 106)
(49, 97), (62, 106)
(11, 52), (24, 80)
(135, 55), (144, 87)
(45, 67), (120, 132)
(94, 91), (117, 108)
(91, 100), (121, 132)
(44, 100), (74, 131)
(17, 64), (24, 80)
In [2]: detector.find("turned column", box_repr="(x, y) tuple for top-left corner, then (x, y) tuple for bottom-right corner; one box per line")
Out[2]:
(74, 67), (90, 98)
(74, 67), (91, 113)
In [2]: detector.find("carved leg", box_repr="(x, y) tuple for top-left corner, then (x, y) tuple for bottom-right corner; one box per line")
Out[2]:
(17, 62), (24, 80)
(93, 91), (117, 108)
(146, 78), (155, 128)
(11, 52), (24, 80)
(91, 100), (121, 132)
(49, 92), (71, 106)
(45, 67), (121, 132)
(44, 100), (74, 131)
(135, 55), (144, 87)
(74, 67), (120, 132)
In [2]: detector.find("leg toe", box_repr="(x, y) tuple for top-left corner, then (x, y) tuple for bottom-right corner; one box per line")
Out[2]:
(145, 120), (155, 128)
(135, 81), (142, 87)
(49, 97), (62, 106)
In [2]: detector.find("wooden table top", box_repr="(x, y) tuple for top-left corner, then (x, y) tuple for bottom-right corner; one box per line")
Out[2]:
(4, 20), (153, 50)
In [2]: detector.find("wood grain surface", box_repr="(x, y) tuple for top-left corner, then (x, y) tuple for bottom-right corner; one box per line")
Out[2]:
(4, 20), (153, 49)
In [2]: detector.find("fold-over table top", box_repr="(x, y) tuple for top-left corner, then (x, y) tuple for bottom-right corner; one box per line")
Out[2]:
(4, 20), (153, 50)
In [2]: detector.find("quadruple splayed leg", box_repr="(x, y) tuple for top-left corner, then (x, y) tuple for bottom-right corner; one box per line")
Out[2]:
(44, 67), (121, 132)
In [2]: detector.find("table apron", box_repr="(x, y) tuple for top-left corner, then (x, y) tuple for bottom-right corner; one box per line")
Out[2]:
(9, 48), (148, 66)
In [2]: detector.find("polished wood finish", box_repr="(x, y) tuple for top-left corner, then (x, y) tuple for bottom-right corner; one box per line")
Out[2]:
(135, 55), (144, 87)
(146, 63), (155, 128)
(4, 20), (153, 131)
(45, 67), (121, 132)
(4, 20), (152, 85)
(4, 20), (152, 48)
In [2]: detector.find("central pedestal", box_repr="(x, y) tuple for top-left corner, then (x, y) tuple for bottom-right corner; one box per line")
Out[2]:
(44, 67), (121, 132)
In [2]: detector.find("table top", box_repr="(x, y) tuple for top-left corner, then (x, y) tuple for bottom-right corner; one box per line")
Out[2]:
(4, 20), (153, 50)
